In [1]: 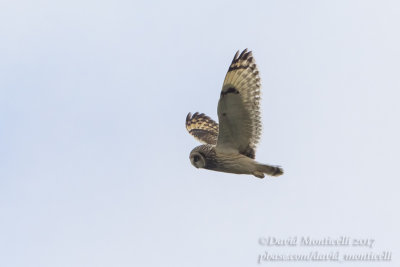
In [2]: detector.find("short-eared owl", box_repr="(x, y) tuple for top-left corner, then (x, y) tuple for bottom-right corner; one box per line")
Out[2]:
(186, 49), (283, 178)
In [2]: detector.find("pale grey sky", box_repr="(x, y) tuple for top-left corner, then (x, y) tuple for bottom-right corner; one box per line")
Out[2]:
(1, 0), (399, 266)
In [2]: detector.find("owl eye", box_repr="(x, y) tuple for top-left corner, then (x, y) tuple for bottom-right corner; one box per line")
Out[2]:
(193, 155), (200, 162)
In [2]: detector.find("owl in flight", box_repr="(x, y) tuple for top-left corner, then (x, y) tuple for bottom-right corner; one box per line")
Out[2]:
(186, 49), (283, 178)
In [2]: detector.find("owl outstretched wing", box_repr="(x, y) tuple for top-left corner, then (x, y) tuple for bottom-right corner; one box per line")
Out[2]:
(186, 112), (218, 145)
(216, 49), (262, 159)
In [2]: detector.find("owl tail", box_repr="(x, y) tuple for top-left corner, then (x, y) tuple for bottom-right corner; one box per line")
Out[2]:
(253, 164), (284, 178)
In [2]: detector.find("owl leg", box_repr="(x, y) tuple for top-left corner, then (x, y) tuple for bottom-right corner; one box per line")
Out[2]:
(255, 163), (283, 177)
(253, 171), (265, 179)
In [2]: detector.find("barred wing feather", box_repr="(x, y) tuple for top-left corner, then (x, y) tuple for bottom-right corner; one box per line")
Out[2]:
(216, 49), (262, 159)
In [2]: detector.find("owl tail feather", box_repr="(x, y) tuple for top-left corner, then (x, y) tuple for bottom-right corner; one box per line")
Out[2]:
(253, 164), (284, 178)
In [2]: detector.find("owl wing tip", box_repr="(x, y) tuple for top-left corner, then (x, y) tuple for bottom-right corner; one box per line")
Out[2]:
(185, 112), (219, 145)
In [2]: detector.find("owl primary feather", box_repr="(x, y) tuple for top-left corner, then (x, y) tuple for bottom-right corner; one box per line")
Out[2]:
(186, 49), (283, 178)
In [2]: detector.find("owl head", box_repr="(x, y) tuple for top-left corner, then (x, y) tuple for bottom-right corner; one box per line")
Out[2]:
(189, 145), (215, 169)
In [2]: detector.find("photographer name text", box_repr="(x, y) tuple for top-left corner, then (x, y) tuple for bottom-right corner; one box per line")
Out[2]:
(259, 236), (374, 248)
